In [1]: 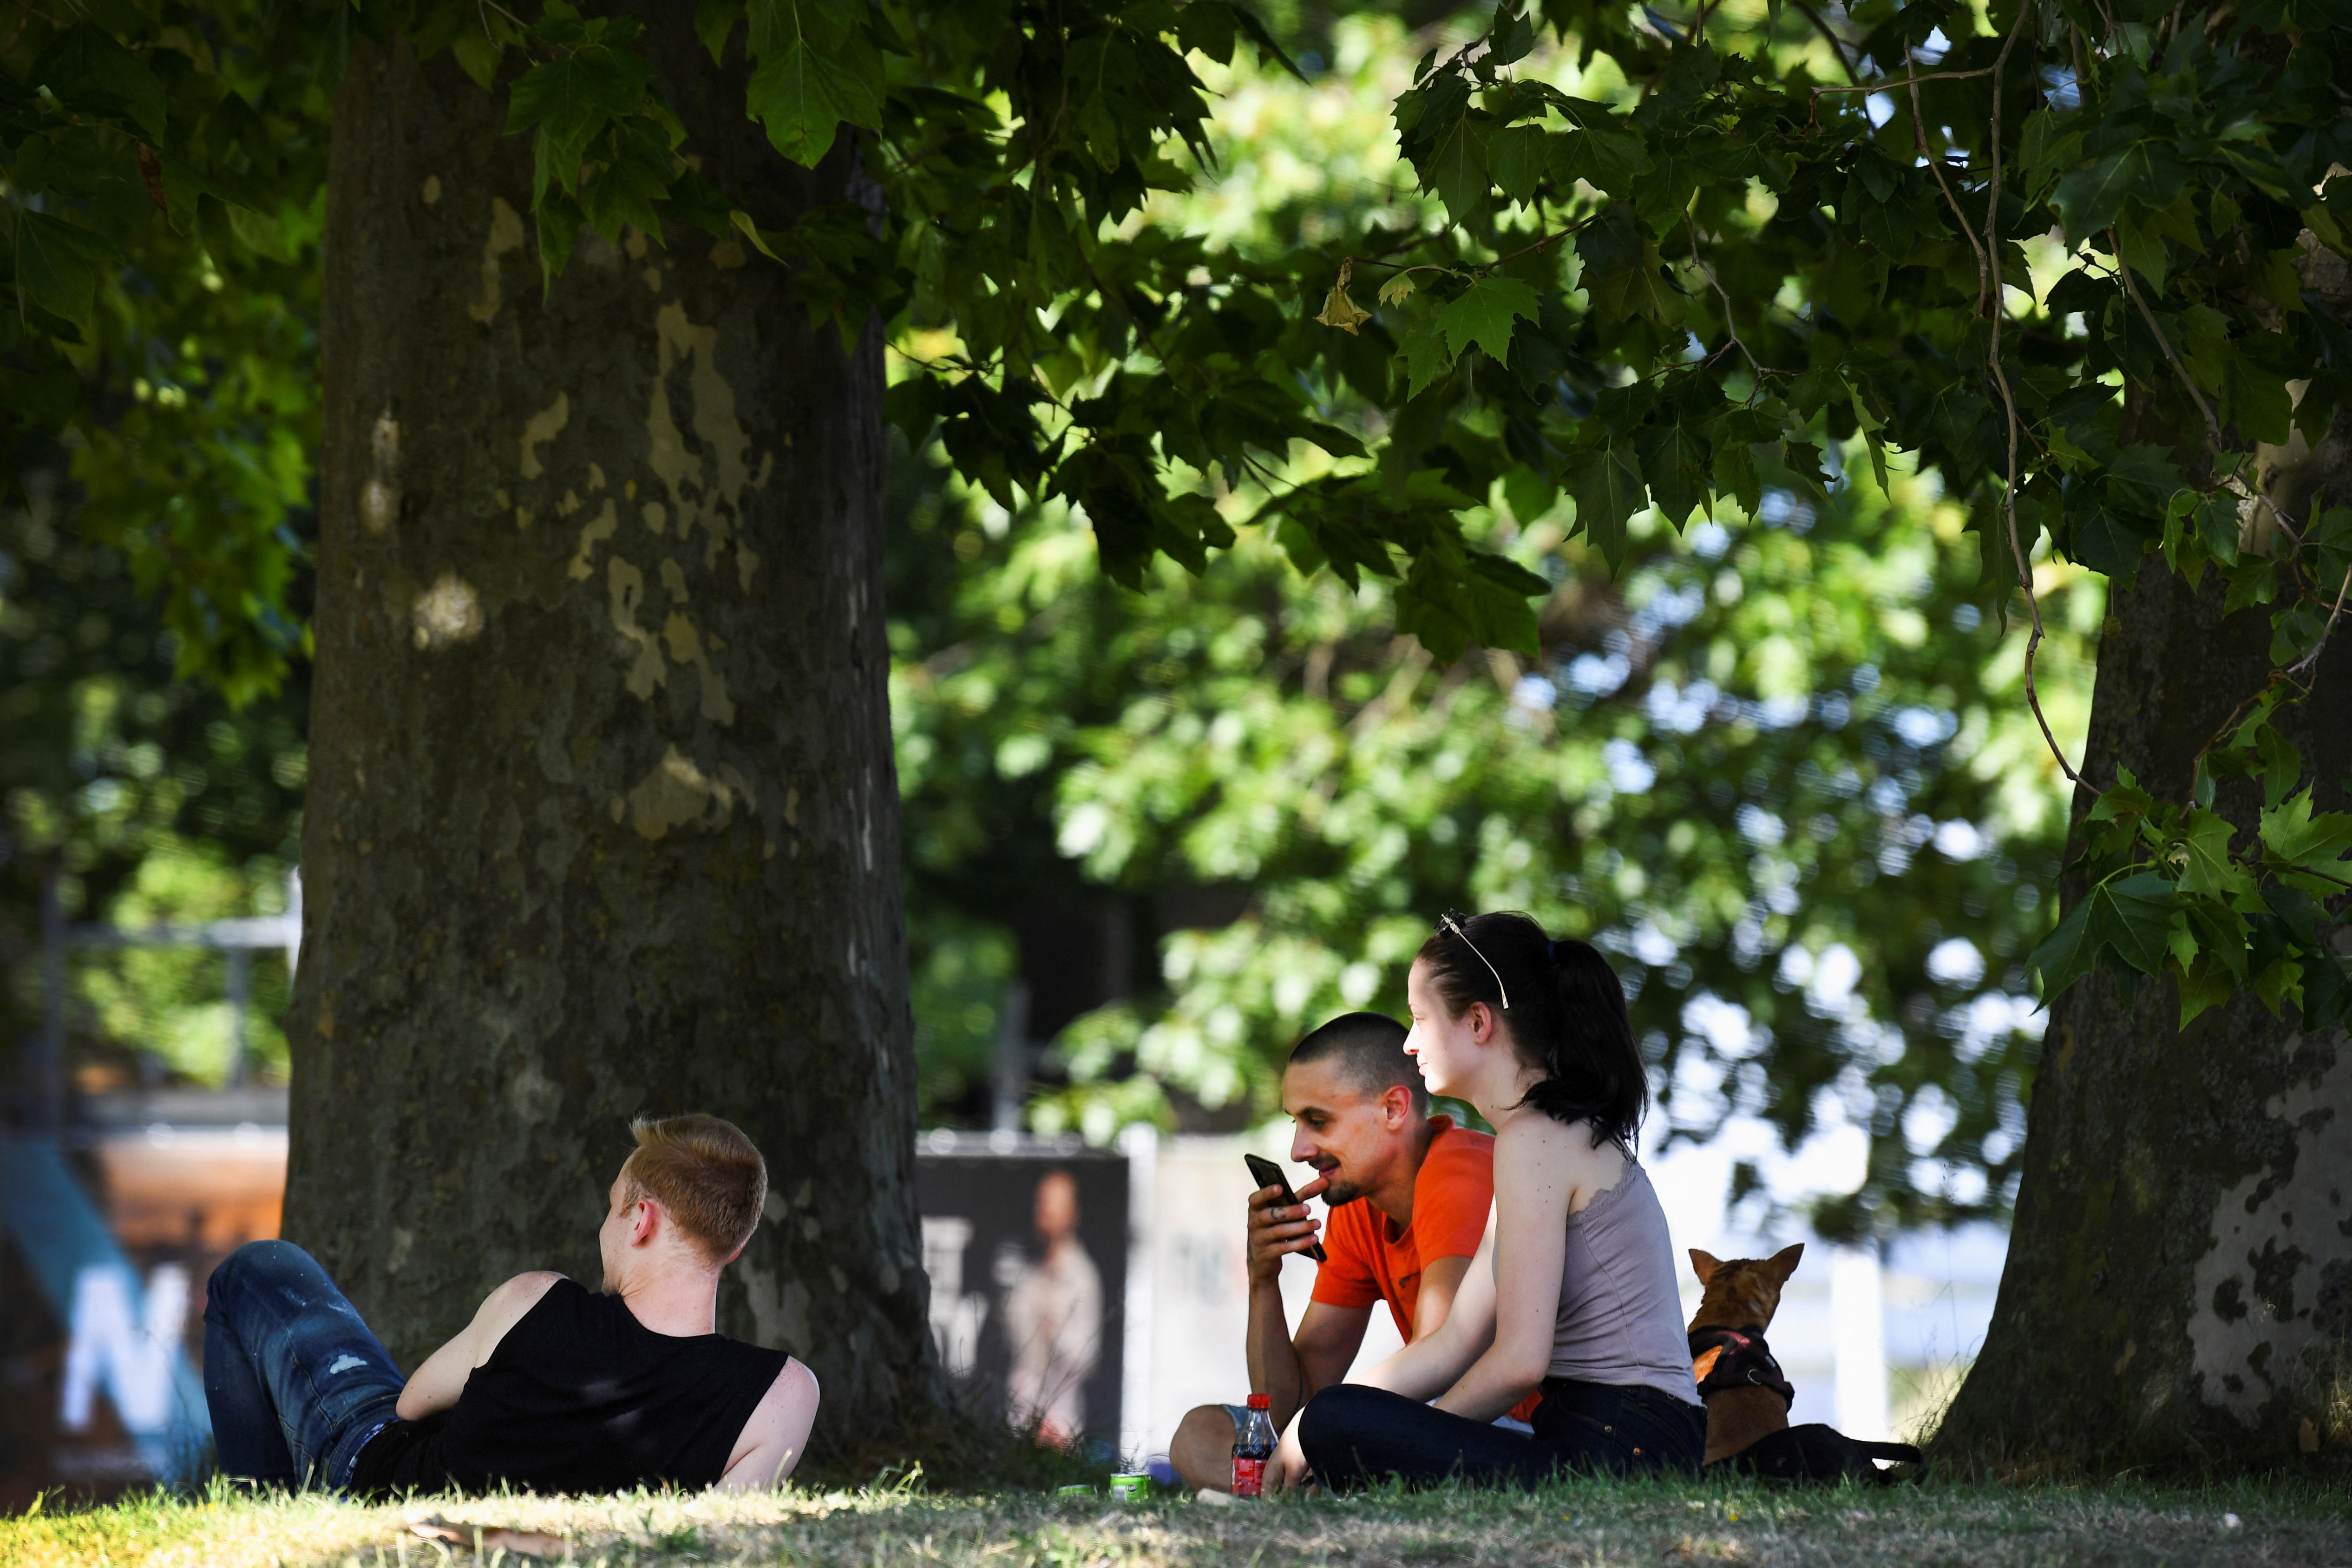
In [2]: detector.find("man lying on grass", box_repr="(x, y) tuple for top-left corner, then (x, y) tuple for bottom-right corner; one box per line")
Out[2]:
(203, 1113), (819, 1495)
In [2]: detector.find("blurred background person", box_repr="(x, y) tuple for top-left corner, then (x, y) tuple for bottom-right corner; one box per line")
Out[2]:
(1001, 1169), (1101, 1447)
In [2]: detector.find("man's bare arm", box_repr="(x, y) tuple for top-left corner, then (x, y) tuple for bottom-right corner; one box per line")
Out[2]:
(1407, 1255), (1472, 1344)
(1284, 1300), (1371, 1420)
(1242, 1177), (1331, 1426)
(718, 1359), (821, 1490)
(395, 1272), (563, 1421)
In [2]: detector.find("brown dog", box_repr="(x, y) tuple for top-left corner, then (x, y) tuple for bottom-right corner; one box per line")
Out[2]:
(1687, 1244), (1803, 1466)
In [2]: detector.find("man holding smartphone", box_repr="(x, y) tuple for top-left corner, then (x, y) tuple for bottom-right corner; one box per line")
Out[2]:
(1164, 1012), (1535, 1490)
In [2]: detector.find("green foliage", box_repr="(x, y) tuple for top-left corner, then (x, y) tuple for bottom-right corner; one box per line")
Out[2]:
(11, 0), (2351, 1050)
(894, 440), (2090, 1227)
(889, 18), (2096, 1214)
(1, 466), (307, 1088)
(2, 2), (325, 704)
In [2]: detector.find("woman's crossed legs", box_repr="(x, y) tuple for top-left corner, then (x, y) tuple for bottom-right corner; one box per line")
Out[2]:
(1297, 1380), (1705, 1492)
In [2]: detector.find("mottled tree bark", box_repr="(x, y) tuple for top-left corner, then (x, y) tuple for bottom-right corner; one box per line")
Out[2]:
(283, 14), (941, 1442)
(1937, 246), (2352, 1470)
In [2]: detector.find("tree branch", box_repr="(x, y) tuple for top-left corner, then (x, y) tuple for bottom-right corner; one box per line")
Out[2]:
(1813, 64), (1998, 98)
(1906, 46), (1992, 317)
(1978, 6), (2086, 794)
(1788, 0), (1864, 87)
(2110, 234), (2306, 553)
(2286, 566), (2352, 679)
(1685, 214), (1789, 381)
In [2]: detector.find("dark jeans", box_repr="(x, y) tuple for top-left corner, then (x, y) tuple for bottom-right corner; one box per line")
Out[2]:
(1298, 1379), (1706, 1492)
(203, 1240), (407, 1491)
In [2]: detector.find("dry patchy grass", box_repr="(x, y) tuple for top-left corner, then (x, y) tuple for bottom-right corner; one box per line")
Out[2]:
(4, 1475), (2348, 1568)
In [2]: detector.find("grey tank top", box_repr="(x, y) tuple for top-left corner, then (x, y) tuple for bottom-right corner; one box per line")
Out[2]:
(1546, 1155), (1702, 1404)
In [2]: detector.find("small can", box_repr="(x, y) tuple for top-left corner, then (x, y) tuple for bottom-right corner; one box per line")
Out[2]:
(1057, 1483), (1096, 1497)
(1108, 1473), (1151, 1503)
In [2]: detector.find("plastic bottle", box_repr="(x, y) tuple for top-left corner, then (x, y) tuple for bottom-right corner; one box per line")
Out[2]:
(1231, 1393), (1276, 1496)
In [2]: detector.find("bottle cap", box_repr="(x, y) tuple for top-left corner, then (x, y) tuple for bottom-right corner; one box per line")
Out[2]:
(1246, 1393), (1271, 1409)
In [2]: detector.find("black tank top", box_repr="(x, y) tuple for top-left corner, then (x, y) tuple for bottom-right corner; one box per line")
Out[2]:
(351, 1279), (791, 1495)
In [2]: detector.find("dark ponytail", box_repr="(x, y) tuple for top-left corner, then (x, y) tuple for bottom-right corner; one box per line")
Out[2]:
(1416, 910), (1646, 1148)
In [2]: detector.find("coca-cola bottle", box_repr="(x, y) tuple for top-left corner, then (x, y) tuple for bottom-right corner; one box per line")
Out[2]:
(1231, 1393), (1276, 1496)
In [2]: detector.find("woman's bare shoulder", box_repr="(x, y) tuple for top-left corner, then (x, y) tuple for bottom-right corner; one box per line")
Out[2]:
(1492, 1108), (1588, 1173)
(1495, 1112), (1624, 1199)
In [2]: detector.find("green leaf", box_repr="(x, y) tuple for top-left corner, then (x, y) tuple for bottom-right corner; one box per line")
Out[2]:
(2255, 956), (2305, 1017)
(696, 0), (747, 61)
(1395, 537), (1545, 660)
(1849, 387), (1889, 492)
(2098, 446), (2182, 515)
(2114, 214), (2169, 293)
(1486, 3), (1537, 68)
(1225, 2), (1309, 81)
(535, 189), (587, 291)
(2027, 895), (2102, 998)
(2052, 144), (2147, 243)
(2254, 722), (2301, 813)
(1633, 421), (1709, 528)
(2177, 954), (2237, 1028)
(2259, 787), (2352, 862)
(31, 25), (167, 138)
(2221, 349), (2293, 446)
(1422, 112), (1493, 223)
(2103, 871), (2180, 976)
(2259, 788), (2352, 892)
(747, 37), (880, 166)
(1177, 1), (1241, 63)
(729, 209), (783, 261)
(1549, 125), (1653, 199)
(15, 211), (110, 334)
(2070, 507), (2151, 587)
(508, 44), (657, 200)
(1577, 215), (1680, 327)
(1570, 439), (1645, 570)
(1712, 440), (1761, 516)
(1487, 125), (1548, 205)
(452, 27), (504, 90)
(506, 45), (655, 138)
(1400, 310), (1458, 399)
(2085, 766), (2158, 825)
(2017, 108), (2084, 193)
(1437, 275), (1539, 366)
(2174, 808), (2239, 899)
(226, 204), (294, 262)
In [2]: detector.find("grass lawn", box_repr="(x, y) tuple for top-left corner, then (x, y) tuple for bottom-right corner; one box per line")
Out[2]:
(4, 1475), (2347, 1567)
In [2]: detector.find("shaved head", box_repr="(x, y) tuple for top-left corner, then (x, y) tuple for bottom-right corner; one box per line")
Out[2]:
(1288, 1011), (1426, 1114)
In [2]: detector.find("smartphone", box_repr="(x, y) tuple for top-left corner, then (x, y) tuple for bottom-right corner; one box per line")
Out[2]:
(1245, 1153), (1327, 1264)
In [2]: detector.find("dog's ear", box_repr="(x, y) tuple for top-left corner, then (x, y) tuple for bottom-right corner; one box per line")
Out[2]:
(1690, 1248), (1723, 1285)
(1762, 1242), (1805, 1285)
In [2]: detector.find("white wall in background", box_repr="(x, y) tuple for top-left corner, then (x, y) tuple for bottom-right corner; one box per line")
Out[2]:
(1121, 1134), (1403, 1463)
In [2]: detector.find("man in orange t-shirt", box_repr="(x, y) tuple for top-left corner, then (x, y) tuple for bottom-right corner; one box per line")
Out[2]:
(1165, 1012), (1533, 1492)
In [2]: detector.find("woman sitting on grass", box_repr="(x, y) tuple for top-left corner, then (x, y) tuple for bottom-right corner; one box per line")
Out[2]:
(1271, 911), (1704, 1490)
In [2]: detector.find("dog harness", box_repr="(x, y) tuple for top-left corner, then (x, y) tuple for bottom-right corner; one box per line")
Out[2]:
(1688, 1325), (1795, 1410)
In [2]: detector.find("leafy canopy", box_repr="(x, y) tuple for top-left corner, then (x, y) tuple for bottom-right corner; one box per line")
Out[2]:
(888, 25), (2085, 1228)
(7, 0), (2352, 1032)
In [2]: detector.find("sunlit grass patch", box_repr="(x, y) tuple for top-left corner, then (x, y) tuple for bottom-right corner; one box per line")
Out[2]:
(6, 1473), (2350, 1568)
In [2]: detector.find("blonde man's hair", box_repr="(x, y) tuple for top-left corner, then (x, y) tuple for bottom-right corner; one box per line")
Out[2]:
(619, 1114), (767, 1263)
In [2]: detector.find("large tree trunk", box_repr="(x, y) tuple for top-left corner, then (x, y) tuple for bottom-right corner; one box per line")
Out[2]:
(283, 15), (941, 1444)
(1937, 261), (2352, 1469)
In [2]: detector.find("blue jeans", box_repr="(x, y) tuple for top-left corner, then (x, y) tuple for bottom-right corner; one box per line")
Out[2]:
(1299, 1378), (1707, 1491)
(203, 1240), (407, 1490)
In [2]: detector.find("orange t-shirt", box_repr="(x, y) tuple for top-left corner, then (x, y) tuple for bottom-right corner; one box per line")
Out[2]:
(1309, 1117), (1542, 1422)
